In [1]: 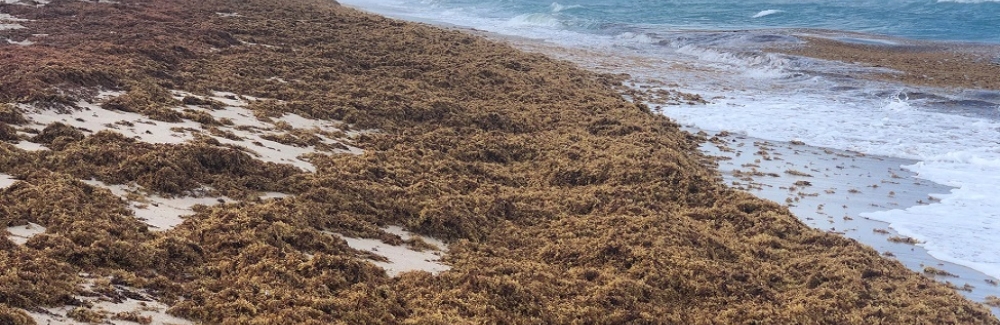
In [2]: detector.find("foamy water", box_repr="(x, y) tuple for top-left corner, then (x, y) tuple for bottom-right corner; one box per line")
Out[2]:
(339, 0), (1000, 297)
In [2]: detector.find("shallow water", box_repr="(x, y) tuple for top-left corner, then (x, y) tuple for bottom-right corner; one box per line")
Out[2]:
(696, 129), (1000, 315)
(340, 0), (1000, 43)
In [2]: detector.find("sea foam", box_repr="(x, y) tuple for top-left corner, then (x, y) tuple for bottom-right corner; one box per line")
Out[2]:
(863, 148), (1000, 280)
(752, 9), (782, 18)
(550, 2), (582, 13)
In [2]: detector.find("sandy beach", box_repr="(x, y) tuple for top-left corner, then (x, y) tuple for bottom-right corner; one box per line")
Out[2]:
(476, 25), (1000, 308)
(697, 128), (1000, 313)
(2, 0), (999, 324)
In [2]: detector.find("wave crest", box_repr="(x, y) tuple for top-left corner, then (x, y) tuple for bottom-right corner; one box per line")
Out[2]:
(550, 2), (582, 12)
(508, 13), (563, 28)
(752, 9), (783, 18)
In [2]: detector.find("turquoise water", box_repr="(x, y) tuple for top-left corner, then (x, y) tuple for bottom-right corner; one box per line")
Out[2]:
(355, 0), (1000, 43)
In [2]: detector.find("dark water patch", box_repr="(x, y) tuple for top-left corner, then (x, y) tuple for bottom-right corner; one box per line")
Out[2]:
(925, 99), (1000, 119)
(829, 86), (859, 92)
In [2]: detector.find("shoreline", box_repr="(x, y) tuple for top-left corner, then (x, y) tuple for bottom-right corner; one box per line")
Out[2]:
(770, 32), (1000, 91)
(430, 15), (1000, 311)
(692, 127), (1000, 314)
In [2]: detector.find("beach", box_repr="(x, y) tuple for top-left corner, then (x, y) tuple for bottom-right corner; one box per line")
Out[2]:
(2, 0), (1000, 324)
(482, 26), (1000, 312)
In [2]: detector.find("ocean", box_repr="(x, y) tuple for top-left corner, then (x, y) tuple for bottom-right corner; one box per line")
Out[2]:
(338, 0), (1000, 304)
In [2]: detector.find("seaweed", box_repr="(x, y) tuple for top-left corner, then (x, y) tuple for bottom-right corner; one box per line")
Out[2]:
(0, 0), (995, 324)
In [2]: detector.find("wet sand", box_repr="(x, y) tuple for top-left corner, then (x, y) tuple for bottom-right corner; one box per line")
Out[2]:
(697, 128), (1000, 314)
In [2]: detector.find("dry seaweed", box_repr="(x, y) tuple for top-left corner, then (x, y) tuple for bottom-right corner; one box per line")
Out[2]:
(0, 104), (28, 125)
(0, 0), (996, 324)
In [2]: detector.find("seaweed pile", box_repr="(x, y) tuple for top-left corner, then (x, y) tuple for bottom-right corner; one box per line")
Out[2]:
(1, 0), (998, 324)
(776, 36), (1000, 91)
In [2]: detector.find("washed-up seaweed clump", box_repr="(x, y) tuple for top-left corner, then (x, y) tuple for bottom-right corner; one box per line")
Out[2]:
(1, 0), (998, 324)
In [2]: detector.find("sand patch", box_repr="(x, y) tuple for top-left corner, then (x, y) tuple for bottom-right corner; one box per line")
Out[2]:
(82, 180), (229, 231)
(13, 89), (363, 171)
(168, 90), (364, 171)
(0, 0), (47, 7)
(11, 138), (46, 151)
(259, 191), (292, 200)
(80, 179), (291, 230)
(330, 226), (450, 277)
(0, 22), (24, 30)
(25, 277), (192, 325)
(0, 173), (16, 189)
(5, 222), (45, 245)
(19, 92), (200, 146)
(6, 38), (33, 45)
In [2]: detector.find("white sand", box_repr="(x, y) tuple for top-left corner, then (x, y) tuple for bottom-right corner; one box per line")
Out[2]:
(0, 23), (24, 30)
(15, 89), (363, 171)
(0, 0), (47, 7)
(259, 192), (292, 200)
(6, 38), (33, 45)
(82, 180), (228, 231)
(26, 279), (192, 325)
(0, 173), (16, 189)
(5, 222), (45, 245)
(331, 226), (450, 277)
(11, 136), (47, 151)
(0, 12), (27, 31)
(275, 112), (340, 130)
(21, 99), (201, 145)
(170, 90), (363, 172)
(0, 12), (29, 22)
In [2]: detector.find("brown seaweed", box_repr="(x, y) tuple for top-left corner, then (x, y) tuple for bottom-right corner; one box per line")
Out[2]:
(0, 0), (997, 324)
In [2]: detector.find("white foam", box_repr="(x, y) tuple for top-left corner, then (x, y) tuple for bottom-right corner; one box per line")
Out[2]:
(863, 148), (1000, 280)
(5, 222), (45, 245)
(752, 9), (783, 18)
(614, 32), (655, 45)
(331, 226), (449, 277)
(658, 90), (1000, 279)
(507, 13), (562, 29)
(549, 2), (582, 13)
(673, 45), (790, 79)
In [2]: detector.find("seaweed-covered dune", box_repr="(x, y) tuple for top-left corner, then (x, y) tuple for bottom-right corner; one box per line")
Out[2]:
(1, 0), (997, 324)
